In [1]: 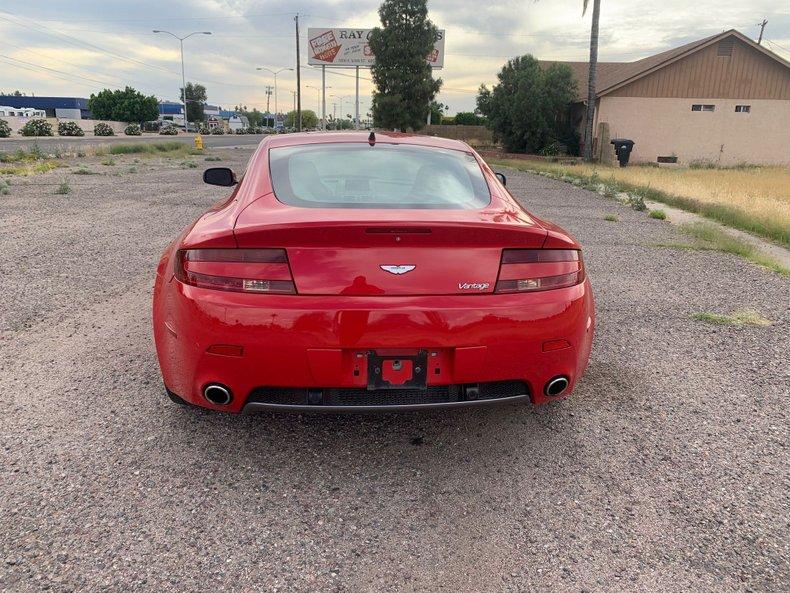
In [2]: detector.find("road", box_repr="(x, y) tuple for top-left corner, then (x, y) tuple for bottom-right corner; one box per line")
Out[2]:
(0, 133), (263, 151)
(1, 148), (787, 592)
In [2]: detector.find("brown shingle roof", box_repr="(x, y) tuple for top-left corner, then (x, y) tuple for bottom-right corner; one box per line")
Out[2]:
(540, 29), (790, 102)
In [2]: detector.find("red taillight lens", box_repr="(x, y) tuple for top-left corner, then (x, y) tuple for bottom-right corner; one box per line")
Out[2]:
(175, 249), (296, 294)
(495, 249), (584, 293)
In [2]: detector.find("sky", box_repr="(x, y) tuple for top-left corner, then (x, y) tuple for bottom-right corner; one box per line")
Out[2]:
(1, 0), (788, 116)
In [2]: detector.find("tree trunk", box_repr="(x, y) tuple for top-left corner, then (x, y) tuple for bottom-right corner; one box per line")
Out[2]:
(583, 0), (601, 161)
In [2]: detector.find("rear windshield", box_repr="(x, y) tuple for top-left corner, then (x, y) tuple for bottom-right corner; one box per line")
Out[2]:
(269, 143), (490, 209)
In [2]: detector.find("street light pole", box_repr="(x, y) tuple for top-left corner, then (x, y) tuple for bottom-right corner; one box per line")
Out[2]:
(153, 30), (211, 130)
(257, 67), (293, 128)
(307, 84), (331, 123)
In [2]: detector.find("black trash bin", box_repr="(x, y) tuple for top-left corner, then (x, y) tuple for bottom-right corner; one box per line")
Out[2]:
(610, 139), (635, 167)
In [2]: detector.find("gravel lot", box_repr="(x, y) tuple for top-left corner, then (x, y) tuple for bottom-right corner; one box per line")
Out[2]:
(1, 146), (787, 592)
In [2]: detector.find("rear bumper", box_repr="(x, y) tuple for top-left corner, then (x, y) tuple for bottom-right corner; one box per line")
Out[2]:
(243, 394), (532, 413)
(154, 276), (595, 413)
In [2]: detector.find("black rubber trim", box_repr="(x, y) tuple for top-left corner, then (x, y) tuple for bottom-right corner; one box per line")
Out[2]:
(165, 386), (190, 406)
(242, 393), (531, 413)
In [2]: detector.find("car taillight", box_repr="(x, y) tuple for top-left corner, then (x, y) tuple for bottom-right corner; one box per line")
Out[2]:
(495, 249), (584, 293)
(175, 248), (296, 294)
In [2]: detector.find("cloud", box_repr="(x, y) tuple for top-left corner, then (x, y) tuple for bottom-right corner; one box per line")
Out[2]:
(0, 0), (787, 113)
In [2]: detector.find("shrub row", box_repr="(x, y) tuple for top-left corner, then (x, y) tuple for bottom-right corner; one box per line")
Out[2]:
(8, 119), (144, 137)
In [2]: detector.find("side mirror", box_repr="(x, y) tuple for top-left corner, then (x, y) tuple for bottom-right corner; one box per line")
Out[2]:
(494, 172), (507, 186)
(203, 167), (237, 187)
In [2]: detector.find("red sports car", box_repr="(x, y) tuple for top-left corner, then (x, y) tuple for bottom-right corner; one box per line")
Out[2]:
(153, 132), (594, 412)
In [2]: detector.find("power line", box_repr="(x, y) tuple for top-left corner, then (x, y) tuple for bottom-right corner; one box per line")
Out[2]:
(765, 39), (790, 54)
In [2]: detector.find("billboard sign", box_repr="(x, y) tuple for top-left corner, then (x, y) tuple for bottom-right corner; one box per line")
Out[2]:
(307, 28), (445, 69)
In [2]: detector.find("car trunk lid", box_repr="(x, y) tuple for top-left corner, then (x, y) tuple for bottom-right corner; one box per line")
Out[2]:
(234, 208), (548, 295)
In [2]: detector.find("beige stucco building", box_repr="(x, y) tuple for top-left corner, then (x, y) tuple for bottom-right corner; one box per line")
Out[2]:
(542, 30), (790, 166)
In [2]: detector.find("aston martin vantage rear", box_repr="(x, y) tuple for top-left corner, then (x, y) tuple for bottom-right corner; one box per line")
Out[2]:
(153, 132), (595, 412)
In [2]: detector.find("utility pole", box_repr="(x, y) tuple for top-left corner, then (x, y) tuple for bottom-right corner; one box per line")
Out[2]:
(264, 85), (272, 114)
(264, 85), (273, 127)
(757, 19), (767, 45)
(294, 13), (302, 131)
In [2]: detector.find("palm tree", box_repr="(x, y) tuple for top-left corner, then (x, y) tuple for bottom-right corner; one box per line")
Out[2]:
(582, 0), (601, 161)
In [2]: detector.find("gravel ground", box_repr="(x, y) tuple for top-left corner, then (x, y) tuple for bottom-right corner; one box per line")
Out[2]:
(1, 149), (788, 592)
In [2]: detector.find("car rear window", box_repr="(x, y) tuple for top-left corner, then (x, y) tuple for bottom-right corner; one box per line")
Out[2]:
(268, 142), (490, 209)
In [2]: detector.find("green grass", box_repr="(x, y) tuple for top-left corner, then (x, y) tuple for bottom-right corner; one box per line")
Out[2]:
(101, 158), (116, 166)
(205, 155), (222, 161)
(97, 141), (186, 156)
(649, 209), (667, 220)
(54, 181), (71, 195)
(127, 166), (138, 173)
(487, 158), (789, 247)
(0, 161), (64, 176)
(604, 214), (618, 222)
(0, 144), (46, 163)
(672, 222), (789, 276)
(73, 166), (96, 175)
(692, 309), (772, 326)
(180, 160), (198, 169)
(0, 180), (10, 195)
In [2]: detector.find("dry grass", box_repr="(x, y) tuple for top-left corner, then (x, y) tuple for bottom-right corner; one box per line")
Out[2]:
(489, 159), (790, 246)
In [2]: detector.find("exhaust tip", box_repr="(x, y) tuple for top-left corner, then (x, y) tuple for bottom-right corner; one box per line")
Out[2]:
(203, 383), (233, 406)
(544, 376), (569, 397)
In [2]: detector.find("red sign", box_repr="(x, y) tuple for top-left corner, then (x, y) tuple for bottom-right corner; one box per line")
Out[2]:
(310, 30), (341, 63)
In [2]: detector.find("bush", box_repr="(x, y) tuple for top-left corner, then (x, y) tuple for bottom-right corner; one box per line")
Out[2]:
(124, 123), (142, 136)
(454, 112), (485, 126)
(538, 141), (564, 157)
(19, 119), (53, 137)
(649, 209), (667, 220)
(234, 128), (247, 135)
(58, 121), (85, 137)
(209, 127), (225, 135)
(159, 125), (179, 135)
(0, 119), (11, 138)
(94, 122), (115, 136)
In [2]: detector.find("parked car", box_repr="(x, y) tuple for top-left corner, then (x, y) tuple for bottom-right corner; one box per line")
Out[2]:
(153, 132), (595, 412)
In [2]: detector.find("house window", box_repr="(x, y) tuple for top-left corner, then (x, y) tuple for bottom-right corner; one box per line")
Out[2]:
(691, 104), (715, 112)
(735, 105), (750, 113)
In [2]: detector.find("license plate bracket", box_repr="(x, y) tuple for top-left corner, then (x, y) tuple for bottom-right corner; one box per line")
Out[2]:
(367, 350), (428, 390)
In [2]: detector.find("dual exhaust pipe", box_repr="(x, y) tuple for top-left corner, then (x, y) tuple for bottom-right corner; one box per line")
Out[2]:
(205, 377), (568, 406)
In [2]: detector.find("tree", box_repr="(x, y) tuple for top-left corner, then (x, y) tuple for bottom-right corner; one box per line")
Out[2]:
(88, 87), (159, 122)
(582, 0), (601, 161)
(369, 0), (442, 131)
(454, 111), (485, 126)
(180, 82), (207, 123)
(428, 101), (447, 125)
(476, 55), (577, 153)
(285, 109), (318, 129)
(234, 106), (266, 128)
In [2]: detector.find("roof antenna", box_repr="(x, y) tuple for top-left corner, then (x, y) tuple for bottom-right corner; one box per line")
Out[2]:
(368, 131), (376, 146)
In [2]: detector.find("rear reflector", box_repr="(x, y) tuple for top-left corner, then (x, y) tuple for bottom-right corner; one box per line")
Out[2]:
(207, 344), (244, 357)
(175, 249), (296, 294)
(542, 339), (571, 352)
(496, 249), (584, 293)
